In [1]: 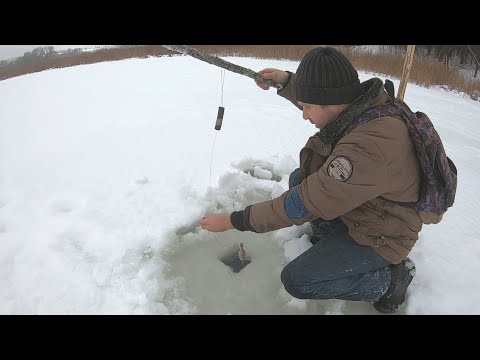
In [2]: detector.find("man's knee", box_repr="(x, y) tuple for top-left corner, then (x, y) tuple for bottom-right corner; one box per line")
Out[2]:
(280, 264), (329, 300)
(281, 266), (308, 299)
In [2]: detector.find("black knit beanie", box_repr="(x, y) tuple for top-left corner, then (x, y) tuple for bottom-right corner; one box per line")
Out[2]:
(294, 47), (363, 105)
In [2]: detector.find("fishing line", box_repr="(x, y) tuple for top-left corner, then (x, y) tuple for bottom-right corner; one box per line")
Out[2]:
(208, 68), (229, 249)
(209, 132), (218, 187)
(209, 68), (225, 185)
(207, 69), (246, 278)
(204, 65), (251, 275)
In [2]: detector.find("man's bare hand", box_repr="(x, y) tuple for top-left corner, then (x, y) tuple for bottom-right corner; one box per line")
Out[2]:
(255, 68), (290, 90)
(200, 213), (234, 232)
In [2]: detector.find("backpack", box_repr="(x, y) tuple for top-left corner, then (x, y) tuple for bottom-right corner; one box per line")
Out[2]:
(344, 80), (458, 224)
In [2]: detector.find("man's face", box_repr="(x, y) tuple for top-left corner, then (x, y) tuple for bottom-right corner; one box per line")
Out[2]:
(298, 102), (349, 129)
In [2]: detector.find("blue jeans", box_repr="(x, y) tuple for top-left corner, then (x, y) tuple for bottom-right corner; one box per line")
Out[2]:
(282, 168), (391, 302)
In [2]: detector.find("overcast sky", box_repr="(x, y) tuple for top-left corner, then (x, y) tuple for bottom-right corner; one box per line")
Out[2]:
(0, 46), (102, 61)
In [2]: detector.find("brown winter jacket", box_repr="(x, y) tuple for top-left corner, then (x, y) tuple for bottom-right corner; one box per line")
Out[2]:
(234, 75), (423, 265)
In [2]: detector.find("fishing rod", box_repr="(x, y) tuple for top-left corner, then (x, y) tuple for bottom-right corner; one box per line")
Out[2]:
(160, 45), (282, 91)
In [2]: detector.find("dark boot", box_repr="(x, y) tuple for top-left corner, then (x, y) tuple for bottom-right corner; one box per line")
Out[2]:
(374, 258), (416, 313)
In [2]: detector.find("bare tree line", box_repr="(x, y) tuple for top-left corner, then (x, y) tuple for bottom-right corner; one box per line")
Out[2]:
(1, 45), (479, 101)
(410, 45), (479, 77)
(2, 45), (478, 74)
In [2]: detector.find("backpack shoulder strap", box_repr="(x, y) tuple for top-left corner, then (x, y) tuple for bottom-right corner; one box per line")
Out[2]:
(384, 79), (395, 98)
(343, 80), (400, 136)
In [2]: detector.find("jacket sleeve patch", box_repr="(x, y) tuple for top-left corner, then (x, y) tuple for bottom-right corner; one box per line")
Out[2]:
(327, 156), (353, 182)
(285, 185), (312, 220)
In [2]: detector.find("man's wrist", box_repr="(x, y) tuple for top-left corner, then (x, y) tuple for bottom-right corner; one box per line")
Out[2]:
(230, 206), (256, 232)
(230, 211), (247, 231)
(282, 71), (293, 87)
(278, 71), (293, 93)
